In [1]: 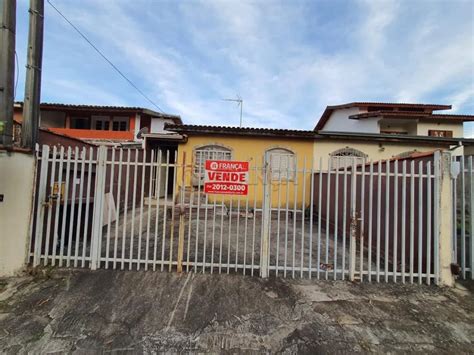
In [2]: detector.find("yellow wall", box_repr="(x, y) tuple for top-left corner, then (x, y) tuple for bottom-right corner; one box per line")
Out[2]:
(416, 121), (463, 138)
(313, 139), (449, 167)
(176, 135), (314, 208)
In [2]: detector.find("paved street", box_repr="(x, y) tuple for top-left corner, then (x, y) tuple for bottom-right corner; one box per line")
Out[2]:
(1, 269), (473, 353)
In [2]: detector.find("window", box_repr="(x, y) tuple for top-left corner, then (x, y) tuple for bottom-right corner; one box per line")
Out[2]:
(193, 145), (232, 183)
(329, 147), (367, 169)
(428, 130), (453, 138)
(265, 148), (296, 180)
(70, 117), (89, 129)
(92, 115), (110, 131)
(112, 116), (129, 131)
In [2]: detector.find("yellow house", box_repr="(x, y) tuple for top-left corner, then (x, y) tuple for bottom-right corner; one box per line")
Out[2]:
(166, 125), (314, 208)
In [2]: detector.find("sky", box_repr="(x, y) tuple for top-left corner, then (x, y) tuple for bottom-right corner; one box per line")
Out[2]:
(13, 0), (474, 134)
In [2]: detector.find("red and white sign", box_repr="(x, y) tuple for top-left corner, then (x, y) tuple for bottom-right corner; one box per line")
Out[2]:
(204, 160), (249, 195)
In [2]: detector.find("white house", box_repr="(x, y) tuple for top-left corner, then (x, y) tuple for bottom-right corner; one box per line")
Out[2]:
(314, 102), (473, 138)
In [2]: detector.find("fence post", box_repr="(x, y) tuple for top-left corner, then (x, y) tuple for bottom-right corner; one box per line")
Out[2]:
(349, 158), (357, 281)
(177, 152), (186, 273)
(436, 151), (454, 286)
(33, 145), (49, 267)
(90, 146), (107, 270)
(260, 160), (271, 278)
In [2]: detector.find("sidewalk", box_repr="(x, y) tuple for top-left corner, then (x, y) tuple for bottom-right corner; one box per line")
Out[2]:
(0, 269), (472, 353)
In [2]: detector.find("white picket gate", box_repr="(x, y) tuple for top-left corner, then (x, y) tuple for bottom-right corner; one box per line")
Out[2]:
(28, 144), (468, 284)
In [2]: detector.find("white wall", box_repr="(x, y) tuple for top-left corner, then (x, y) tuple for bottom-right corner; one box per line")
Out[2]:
(417, 121), (463, 138)
(0, 151), (35, 276)
(321, 108), (380, 133)
(150, 118), (175, 133)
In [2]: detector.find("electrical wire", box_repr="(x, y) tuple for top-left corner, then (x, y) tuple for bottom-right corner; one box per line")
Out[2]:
(46, 0), (165, 113)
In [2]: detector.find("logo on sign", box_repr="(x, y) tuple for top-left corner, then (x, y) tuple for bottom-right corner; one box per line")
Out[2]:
(204, 160), (249, 195)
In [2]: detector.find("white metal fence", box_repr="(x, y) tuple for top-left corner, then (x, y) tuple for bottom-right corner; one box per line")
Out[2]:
(30, 145), (468, 285)
(452, 155), (474, 279)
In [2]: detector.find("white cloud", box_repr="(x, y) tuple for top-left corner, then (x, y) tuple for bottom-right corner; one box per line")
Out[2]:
(20, 0), (474, 130)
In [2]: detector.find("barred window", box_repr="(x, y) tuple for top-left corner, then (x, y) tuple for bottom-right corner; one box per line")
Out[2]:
(265, 148), (296, 180)
(193, 145), (232, 183)
(329, 147), (367, 169)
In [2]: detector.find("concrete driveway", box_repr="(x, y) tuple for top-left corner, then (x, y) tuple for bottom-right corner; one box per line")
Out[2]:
(0, 269), (473, 353)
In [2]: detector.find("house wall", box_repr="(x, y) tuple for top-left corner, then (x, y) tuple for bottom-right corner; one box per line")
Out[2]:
(150, 118), (176, 133)
(313, 139), (448, 167)
(176, 135), (314, 207)
(0, 151), (35, 276)
(321, 108), (380, 133)
(40, 110), (66, 128)
(417, 121), (463, 138)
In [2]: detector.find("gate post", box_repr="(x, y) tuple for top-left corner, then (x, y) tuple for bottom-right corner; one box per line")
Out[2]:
(260, 160), (271, 278)
(33, 145), (49, 267)
(90, 146), (107, 270)
(436, 151), (454, 286)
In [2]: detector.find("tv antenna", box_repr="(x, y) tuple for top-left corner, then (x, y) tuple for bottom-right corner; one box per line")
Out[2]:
(223, 95), (243, 127)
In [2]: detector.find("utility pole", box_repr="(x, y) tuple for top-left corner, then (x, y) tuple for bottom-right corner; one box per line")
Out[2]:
(21, 0), (44, 150)
(0, 0), (16, 147)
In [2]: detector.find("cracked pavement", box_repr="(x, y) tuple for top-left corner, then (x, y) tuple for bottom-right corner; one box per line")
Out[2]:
(0, 269), (473, 353)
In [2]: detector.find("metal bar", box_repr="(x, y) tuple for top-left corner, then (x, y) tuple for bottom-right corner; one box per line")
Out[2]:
(113, 149), (124, 270)
(376, 160), (382, 282)
(418, 160), (423, 284)
(235, 194), (241, 273)
(81, 147), (93, 268)
(368, 161), (373, 282)
(211, 193), (217, 273)
(186, 157), (194, 273)
(284, 161), (290, 277)
(44, 145), (57, 266)
(59, 147), (71, 266)
(401, 160), (407, 283)
(138, 149), (147, 270)
(194, 151), (202, 272)
(275, 155), (283, 275)
(410, 160), (415, 283)
(308, 159), (315, 279)
(121, 149), (131, 270)
(452, 170), (457, 264)
(301, 157), (307, 278)
(360, 159), (366, 282)
(349, 157), (357, 281)
(470, 156), (474, 280)
(333, 159), (339, 280)
(161, 150), (170, 271)
(153, 150), (162, 271)
(433, 151), (441, 284)
(219, 199), (225, 274)
(144, 149), (154, 271)
(227, 195), (234, 274)
(461, 155), (466, 278)
(51, 146), (65, 266)
(251, 164), (258, 276)
(169, 150), (178, 272)
(426, 162), (432, 285)
(105, 148), (115, 268)
(384, 159), (390, 282)
(325, 159), (331, 280)
(177, 152), (186, 273)
(73, 147), (86, 267)
(292, 156), (298, 278)
(393, 161), (398, 282)
(317, 157), (323, 280)
(129, 149), (139, 270)
(66, 147), (79, 267)
(243, 165), (251, 275)
(342, 161), (348, 280)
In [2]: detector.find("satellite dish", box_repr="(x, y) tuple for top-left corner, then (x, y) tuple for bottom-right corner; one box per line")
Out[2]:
(136, 126), (149, 139)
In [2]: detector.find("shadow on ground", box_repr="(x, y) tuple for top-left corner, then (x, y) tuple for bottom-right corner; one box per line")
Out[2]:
(0, 269), (473, 353)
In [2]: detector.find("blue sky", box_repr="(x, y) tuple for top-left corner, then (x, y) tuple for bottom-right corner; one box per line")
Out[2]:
(14, 0), (474, 134)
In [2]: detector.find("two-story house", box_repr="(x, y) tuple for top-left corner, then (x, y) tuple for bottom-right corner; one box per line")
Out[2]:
(13, 102), (182, 147)
(311, 102), (474, 166)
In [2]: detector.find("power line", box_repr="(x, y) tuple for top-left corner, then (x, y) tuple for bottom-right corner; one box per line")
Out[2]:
(46, 0), (165, 113)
